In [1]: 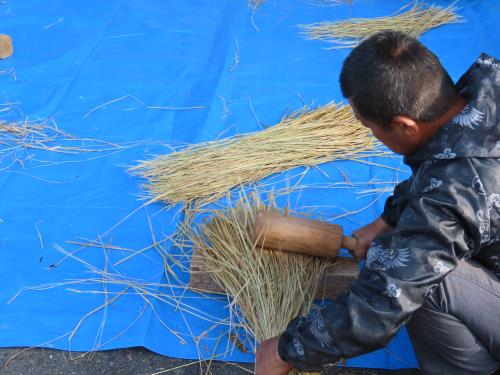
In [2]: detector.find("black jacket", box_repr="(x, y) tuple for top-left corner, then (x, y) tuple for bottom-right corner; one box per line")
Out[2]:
(278, 53), (500, 372)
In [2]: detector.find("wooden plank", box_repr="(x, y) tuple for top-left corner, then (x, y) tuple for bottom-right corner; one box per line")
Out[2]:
(315, 258), (360, 300)
(189, 249), (359, 301)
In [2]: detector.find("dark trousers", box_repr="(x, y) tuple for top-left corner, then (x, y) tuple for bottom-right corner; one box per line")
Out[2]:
(407, 259), (500, 375)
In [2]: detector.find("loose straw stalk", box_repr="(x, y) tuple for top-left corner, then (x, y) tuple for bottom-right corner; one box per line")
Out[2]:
(301, 2), (462, 48)
(184, 193), (335, 374)
(249, 0), (265, 9)
(0, 117), (125, 169)
(133, 103), (375, 206)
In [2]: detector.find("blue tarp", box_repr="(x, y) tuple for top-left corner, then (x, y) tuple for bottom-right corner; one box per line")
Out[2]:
(1, 0), (499, 369)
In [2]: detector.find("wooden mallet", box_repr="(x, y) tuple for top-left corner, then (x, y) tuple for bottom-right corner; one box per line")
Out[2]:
(253, 210), (357, 258)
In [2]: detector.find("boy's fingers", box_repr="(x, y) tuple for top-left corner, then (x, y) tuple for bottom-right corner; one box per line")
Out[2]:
(355, 247), (365, 261)
(347, 248), (358, 260)
(349, 234), (360, 259)
(349, 234), (364, 260)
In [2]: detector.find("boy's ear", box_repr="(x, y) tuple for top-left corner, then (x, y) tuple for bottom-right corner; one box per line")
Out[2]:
(391, 115), (419, 136)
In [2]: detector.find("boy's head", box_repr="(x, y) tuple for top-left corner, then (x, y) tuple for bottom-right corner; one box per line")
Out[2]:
(340, 30), (463, 155)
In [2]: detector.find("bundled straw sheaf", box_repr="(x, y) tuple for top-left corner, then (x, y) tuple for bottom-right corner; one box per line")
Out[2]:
(300, 2), (462, 48)
(185, 193), (333, 373)
(132, 103), (374, 206)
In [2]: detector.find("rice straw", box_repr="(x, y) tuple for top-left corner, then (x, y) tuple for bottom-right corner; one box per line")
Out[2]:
(249, 0), (265, 10)
(0, 117), (125, 169)
(300, 2), (462, 48)
(183, 192), (336, 374)
(301, 0), (350, 6)
(132, 103), (377, 206)
(0, 113), (150, 172)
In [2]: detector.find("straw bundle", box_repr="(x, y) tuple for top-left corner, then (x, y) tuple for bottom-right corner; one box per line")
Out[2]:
(186, 194), (333, 373)
(132, 103), (375, 206)
(301, 2), (461, 48)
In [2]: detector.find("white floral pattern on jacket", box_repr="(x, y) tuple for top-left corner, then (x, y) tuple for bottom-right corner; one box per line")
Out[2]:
(452, 104), (485, 129)
(306, 308), (333, 348)
(423, 178), (443, 193)
(366, 245), (410, 271)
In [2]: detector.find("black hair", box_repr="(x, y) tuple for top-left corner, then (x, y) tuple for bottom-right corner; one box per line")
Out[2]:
(340, 30), (460, 131)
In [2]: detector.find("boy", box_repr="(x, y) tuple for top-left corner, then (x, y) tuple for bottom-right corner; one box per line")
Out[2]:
(256, 31), (500, 374)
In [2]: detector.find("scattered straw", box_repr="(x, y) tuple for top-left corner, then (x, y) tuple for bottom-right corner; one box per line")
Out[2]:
(300, 2), (462, 48)
(182, 192), (335, 374)
(43, 17), (64, 30)
(229, 39), (240, 73)
(0, 118), (117, 155)
(132, 103), (377, 206)
(301, 0), (350, 6)
(84, 94), (204, 118)
(0, 120), (116, 165)
(0, 112), (147, 171)
(249, 0), (265, 10)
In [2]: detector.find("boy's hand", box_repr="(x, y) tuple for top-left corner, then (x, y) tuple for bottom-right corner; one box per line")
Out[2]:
(255, 336), (293, 375)
(351, 217), (392, 260)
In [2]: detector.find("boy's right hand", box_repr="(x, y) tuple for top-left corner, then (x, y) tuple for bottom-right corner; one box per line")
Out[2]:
(351, 217), (392, 260)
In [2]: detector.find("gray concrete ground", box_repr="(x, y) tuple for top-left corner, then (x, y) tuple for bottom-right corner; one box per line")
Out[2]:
(0, 347), (418, 375)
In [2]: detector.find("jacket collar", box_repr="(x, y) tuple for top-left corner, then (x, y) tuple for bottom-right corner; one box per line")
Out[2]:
(404, 53), (500, 168)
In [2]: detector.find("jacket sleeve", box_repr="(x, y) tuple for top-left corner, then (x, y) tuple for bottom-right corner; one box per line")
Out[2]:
(278, 161), (484, 372)
(380, 177), (413, 227)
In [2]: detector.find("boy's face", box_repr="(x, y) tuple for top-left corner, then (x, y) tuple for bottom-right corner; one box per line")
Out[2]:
(349, 101), (420, 156)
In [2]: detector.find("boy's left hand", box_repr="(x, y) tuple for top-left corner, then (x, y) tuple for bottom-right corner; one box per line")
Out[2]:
(255, 336), (293, 375)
